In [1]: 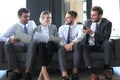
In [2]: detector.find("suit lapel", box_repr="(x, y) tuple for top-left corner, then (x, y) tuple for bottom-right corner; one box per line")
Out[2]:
(98, 18), (107, 32)
(48, 24), (53, 36)
(37, 25), (42, 33)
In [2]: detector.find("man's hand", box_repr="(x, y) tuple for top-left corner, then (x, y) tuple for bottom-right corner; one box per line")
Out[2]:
(83, 28), (93, 34)
(9, 38), (20, 44)
(64, 42), (75, 52)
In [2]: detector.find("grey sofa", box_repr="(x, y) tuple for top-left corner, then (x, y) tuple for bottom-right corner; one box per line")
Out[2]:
(0, 39), (120, 75)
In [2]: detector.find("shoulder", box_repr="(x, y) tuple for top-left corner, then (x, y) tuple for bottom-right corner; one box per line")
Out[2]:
(49, 24), (57, 28)
(84, 19), (92, 27)
(27, 20), (37, 28)
(35, 25), (41, 30)
(58, 25), (66, 31)
(102, 18), (112, 24)
(100, 18), (112, 28)
(75, 24), (83, 29)
(85, 19), (92, 23)
(9, 23), (20, 29)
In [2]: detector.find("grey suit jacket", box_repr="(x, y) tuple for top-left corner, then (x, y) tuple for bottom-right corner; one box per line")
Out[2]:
(82, 18), (112, 46)
(34, 24), (58, 37)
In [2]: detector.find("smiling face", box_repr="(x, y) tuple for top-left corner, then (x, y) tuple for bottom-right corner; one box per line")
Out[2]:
(40, 11), (52, 25)
(18, 12), (30, 24)
(90, 11), (102, 22)
(42, 14), (52, 25)
(90, 6), (103, 22)
(65, 13), (75, 25)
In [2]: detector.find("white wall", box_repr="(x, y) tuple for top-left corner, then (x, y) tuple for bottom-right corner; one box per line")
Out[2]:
(92, 0), (120, 36)
(0, 0), (26, 34)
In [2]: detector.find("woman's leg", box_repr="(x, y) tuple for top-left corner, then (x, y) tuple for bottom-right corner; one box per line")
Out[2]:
(38, 41), (58, 80)
(38, 42), (50, 80)
(46, 41), (58, 65)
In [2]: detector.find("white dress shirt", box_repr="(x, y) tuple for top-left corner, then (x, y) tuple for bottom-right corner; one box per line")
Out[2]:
(58, 24), (85, 46)
(89, 19), (102, 46)
(0, 20), (37, 46)
(41, 25), (49, 37)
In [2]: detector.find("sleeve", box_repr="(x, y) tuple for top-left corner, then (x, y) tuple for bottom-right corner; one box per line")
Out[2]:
(53, 25), (58, 37)
(58, 26), (66, 46)
(72, 25), (86, 43)
(0, 25), (16, 42)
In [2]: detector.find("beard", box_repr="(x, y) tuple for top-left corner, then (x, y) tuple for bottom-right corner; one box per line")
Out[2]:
(92, 17), (101, 23)
(66, 21), (73, 25)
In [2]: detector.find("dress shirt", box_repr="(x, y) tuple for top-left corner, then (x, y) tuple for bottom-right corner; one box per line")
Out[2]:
(58, 24), (85, 46)
(0, 20), (37, 46)
(41, 25), (49, 37)
(89, 19), (102, 45)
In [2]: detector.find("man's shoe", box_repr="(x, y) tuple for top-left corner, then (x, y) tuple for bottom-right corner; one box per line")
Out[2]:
(90, 73), (100, 80)
(71, 74), (79, 80)
(10, 71), (22, 80)
(62, 76), (69, 80)
(23, 72), (32, 80)
(103, 69), (113, 80)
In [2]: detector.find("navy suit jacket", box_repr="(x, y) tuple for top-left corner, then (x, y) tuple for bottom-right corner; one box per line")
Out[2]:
(82, 18), (112, 46)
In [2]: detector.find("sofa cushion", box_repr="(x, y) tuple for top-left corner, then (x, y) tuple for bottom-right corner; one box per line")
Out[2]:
(91, 52), (104, 60)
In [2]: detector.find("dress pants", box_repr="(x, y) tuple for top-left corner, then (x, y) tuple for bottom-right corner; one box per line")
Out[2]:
(79, 40), (113, 68)
(4, 43), (25, 70)
(58, 43), (81, 72)
(26, 41), (58, 71)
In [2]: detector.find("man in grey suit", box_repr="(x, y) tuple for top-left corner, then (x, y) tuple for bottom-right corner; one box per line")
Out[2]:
(0, 8), (36, 80)
(58, 11), (85, 80)
(80, 6), (113, 80)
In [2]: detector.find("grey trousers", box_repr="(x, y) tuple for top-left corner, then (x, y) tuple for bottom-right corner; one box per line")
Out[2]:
(58, 43), (81, 72)
(79, 40), (113, 68)
(4, 43), (25, 70)
(26, 41), (39, 71)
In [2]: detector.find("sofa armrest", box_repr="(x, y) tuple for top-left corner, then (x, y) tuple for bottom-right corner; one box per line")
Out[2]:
(114, 39), (120, 60)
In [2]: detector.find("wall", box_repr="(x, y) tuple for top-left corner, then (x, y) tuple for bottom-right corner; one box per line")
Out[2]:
(26, 0), (61, 27)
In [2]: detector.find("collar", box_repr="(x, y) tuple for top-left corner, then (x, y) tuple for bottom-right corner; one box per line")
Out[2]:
(67, 23), (76, 28)
(96, 19), (102, 25)
(41, 23), (50, 27)
(18, 21), (28, 28)
(41, 24), (49, 29)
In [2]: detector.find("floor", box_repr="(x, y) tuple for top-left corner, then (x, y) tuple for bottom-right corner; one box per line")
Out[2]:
(0, 67), (120, 80)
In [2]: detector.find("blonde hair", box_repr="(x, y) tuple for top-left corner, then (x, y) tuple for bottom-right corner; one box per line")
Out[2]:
(39, 11), (52, 24)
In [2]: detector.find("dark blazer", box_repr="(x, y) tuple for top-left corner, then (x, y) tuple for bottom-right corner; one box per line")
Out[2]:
(82, 18), (112, 46)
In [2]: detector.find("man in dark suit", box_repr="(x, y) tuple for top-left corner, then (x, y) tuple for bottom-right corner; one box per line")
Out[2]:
(81, 6), (113, 80)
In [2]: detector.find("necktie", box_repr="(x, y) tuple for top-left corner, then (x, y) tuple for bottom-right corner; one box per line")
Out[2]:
(24, 25), (28, 51)
(95, 23), (99, 46)
(24, 25), (28, 34)
(95, 23), (99, 32)
(67, 26), (71, 44)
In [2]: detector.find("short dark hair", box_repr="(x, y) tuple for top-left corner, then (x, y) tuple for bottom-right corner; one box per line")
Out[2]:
(18, 8), (30, 16)
(67, 10), (77, 18)
(91, 6), (103, 15)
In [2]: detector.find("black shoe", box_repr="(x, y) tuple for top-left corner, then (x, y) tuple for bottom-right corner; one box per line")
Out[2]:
(23, 72), (32, 80)
(71, 74), (79, 80)
(62, 76), (69, 80)
(10, 71), (22, 80)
